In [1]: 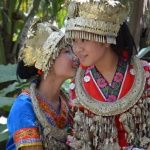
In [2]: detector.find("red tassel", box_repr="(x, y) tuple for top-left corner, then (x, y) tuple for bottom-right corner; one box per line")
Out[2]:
(38, 69), (43, 74)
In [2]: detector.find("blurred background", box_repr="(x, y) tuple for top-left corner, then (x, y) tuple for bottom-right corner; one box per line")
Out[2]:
(0, 0), (150, 149)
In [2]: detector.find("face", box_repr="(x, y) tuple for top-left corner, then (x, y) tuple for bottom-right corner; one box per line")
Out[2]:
(72, 38), (108, 67)
(52, 45), (78, 80)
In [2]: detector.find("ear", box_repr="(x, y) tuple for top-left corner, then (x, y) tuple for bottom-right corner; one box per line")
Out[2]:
(105, 43), (110, 48)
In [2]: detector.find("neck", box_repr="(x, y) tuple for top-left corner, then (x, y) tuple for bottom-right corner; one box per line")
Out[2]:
(95, 50), (118, 73)
(36, 77), (64, 103)
(95, 50), (119, 84)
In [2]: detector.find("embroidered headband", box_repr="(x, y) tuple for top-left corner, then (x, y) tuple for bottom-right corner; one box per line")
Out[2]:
(19, 18), (66, 79)
(65, 0), (127, 44)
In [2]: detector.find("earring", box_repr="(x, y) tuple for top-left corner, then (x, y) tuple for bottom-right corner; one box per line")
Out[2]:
(106, 43), (110, 48)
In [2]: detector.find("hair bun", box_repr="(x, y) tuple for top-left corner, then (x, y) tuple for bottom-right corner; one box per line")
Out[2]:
(17, 60), (38, 79)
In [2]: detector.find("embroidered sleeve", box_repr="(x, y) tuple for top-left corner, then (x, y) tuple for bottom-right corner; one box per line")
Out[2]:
(13, 127), (41, 150)
(7, 93), (42, 150)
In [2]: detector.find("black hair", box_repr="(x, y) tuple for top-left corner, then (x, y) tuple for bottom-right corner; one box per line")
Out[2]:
(111, 21), (137, 64)
(16, 60), (38, 79)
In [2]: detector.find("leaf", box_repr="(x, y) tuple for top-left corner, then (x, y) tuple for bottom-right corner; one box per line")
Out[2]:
(3, 105), (12, 112)
(0, 81), (29, 96)
(0, 124), (9, 142)
(0, 64), (17, 83)
(0, 124), (7, 132)
(0, 96), (14, 108)
(0, 131), (9, 142)
(62, 79), (71, 92)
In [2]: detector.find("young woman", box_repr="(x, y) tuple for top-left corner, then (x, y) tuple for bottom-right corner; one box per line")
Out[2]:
(6, 18), (78, 150)
(65, 0), (150, 149)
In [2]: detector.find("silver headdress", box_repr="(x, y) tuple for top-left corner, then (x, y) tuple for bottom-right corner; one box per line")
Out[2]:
(65, 0), (127, 44)
(19, 18), (66, 79)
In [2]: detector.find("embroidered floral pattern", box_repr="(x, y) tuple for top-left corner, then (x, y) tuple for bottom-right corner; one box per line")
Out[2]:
(107, 95), (117, 102)
(97, 78), (107, 88)
(36, 95), (68, 129)
(114, 72), (123, 82)
(91, 57), (127, 102)
(23, 89), (68, 129)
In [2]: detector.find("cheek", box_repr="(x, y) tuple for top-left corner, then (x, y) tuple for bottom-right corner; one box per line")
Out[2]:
(72, 44), (78, 54)
(89, 46), (105, 60)
(54, 57), (72, 73)
(92, 50), (104, 60)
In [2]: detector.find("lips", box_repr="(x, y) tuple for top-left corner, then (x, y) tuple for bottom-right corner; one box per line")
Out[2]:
(78, 55), (87, 62)
(72, 63), (79, 68)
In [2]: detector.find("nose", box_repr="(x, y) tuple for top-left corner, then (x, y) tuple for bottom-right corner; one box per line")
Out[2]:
(73, 43), (84, 54)
(72, 55), (78, 62)
(72, 55), (80, 66)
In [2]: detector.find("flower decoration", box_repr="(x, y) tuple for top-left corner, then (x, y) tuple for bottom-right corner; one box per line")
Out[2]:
(84, 76), (91, 82)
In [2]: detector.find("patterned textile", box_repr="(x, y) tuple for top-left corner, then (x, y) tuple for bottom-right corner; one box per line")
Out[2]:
(6, 83), (69, 150)
(68, 58), (150, 149)
(91, 57), (127, 102)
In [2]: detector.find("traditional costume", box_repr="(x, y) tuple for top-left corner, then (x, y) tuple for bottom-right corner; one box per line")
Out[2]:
(65, 0), (150, 149)
(7, 18), (69, 150)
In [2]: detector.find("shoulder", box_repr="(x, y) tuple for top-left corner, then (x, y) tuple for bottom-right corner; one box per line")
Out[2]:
(11, 89), (32, 111)
(7, 90), (37, 131)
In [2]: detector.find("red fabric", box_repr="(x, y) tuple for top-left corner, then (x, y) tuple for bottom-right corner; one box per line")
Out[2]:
(83, 69), (133, 147)
(84, 72), (106, 101)
(115, 115), (129, 148)
(122, 50), (128, 59)
(80, 63), (88, 70)
(69, 60), (150, 148)
(118, 65), (134, 99)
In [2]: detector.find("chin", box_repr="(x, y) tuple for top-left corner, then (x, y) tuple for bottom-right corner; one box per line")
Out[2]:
(81, 63), (91, 67)
(69, 73), (76, 78)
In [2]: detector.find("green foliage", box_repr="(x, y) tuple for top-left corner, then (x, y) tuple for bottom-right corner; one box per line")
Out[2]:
(0, 64), (17, 83)
(0, 124), (9, 142)
(0, 97), (14, 108)
(0, 63), (30, 145)
(57, 8), (67, 28)
(0, 82), (30, 96)
(62, 79), (71, 92)
(0, 64), (29, 109)
(0, 0), (67, 65)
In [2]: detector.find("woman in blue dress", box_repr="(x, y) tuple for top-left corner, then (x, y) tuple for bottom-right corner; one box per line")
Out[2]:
(6, 18), (78, 150)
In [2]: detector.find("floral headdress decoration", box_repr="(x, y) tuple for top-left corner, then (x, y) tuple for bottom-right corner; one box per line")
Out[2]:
(65, 0), (127, 44)
(19, 17), (66, 79)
